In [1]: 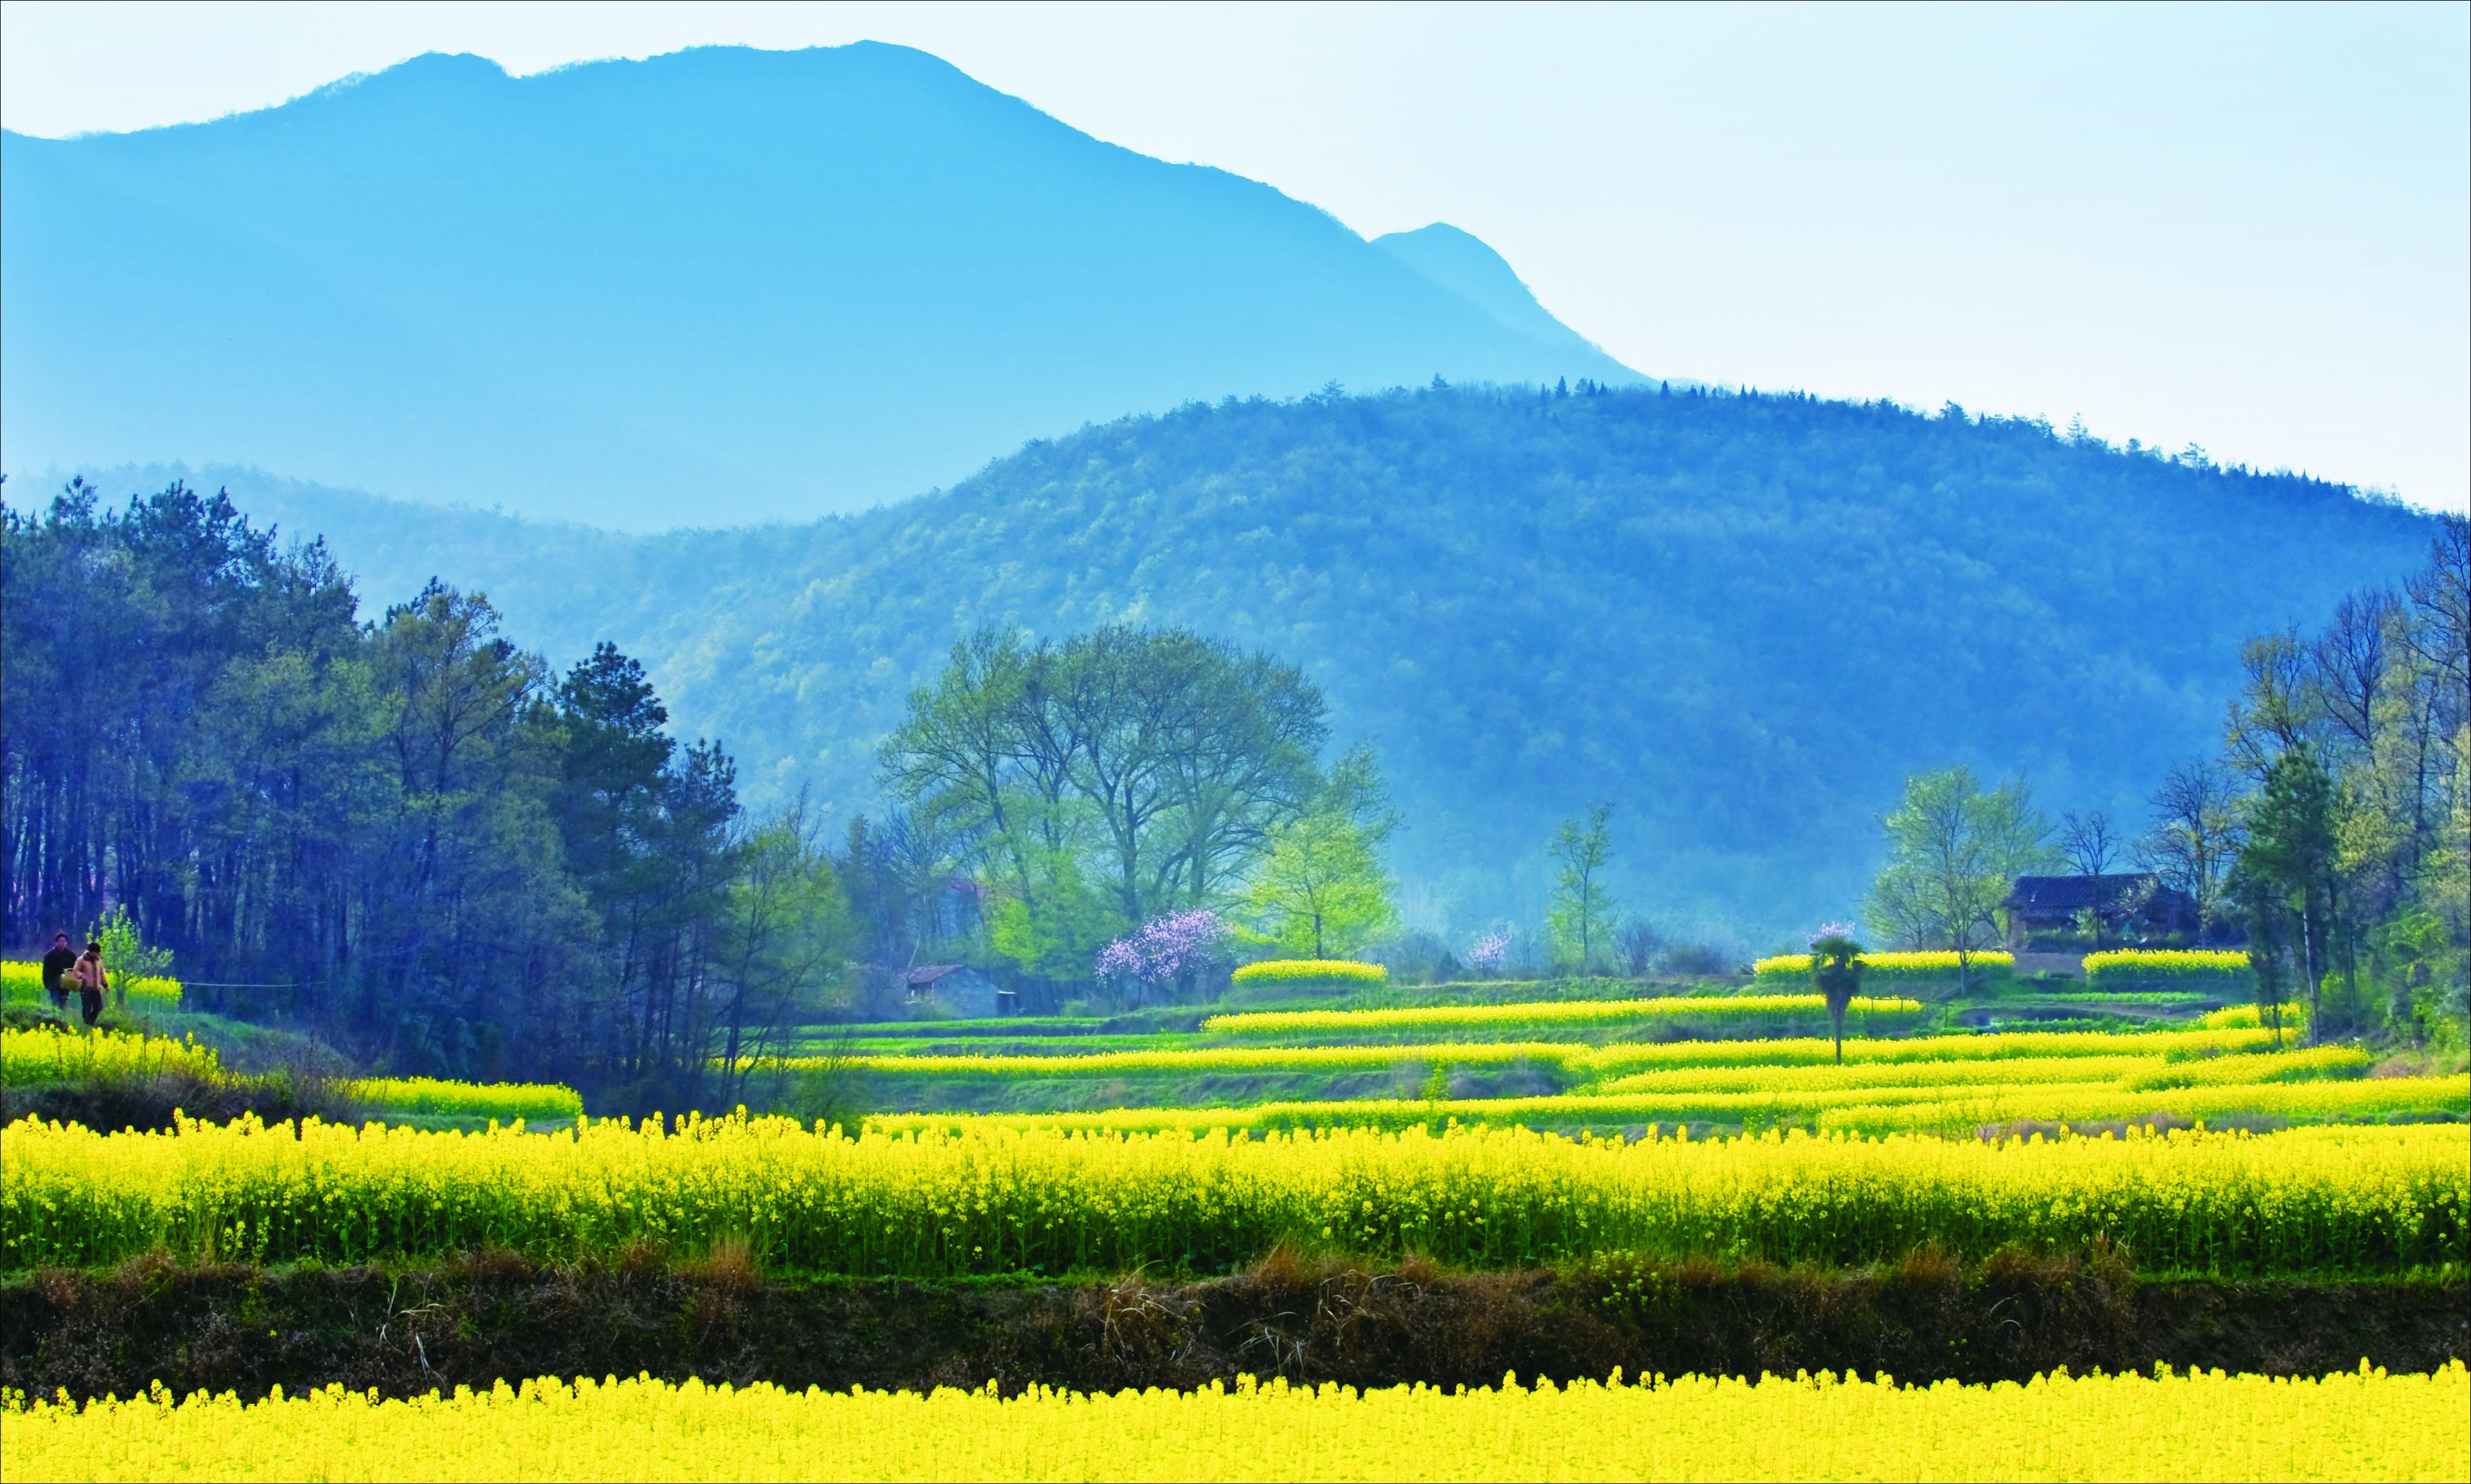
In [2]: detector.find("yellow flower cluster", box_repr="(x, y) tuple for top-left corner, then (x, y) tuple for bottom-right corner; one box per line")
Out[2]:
(0, 959), (182, 1012)
(1, 1024), (225, 1084)
(2118, 1045), (2366, 1091)
(1229, 959), (1389, 986)
(1752, 950), (2015, 984)
(870, 1074), (2465, 1142)
(2084, 949), (2255, 989)
(1577, 1024), (2281, 1074)
(2199, 1002), (2311, 1031)
(6, 1365), (2461, 1483)
(789, 1040), (1576, 1078)
(3, 1027), (581, 1122)
(1596, 1046), (2368, 1097)
(342, 1077), (584, 1122)
(1815, 1076), (2465, 1137)
(1202, 994), (1923, 1040)
(8, 1113), (2460, 1275)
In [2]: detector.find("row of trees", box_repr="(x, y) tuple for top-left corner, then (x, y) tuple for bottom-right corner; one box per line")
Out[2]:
(1861, 514), (2468, 1042)
(1, 484), (846, 1103)
(2216, 514), (2468, 1037)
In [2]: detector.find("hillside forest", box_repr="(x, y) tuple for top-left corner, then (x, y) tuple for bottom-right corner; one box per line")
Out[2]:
(119, 382), (2441, 943)
(4, 466), (2463, 1100)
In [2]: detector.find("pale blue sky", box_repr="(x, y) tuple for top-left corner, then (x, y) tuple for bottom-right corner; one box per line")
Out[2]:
(4, 1), (2463, 511)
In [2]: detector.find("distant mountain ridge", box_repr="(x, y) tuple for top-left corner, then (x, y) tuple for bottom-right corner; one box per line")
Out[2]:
(1373, 225), (1615, 364)
(2, 44), (1637, 529)
(44, 385), (2437, 941)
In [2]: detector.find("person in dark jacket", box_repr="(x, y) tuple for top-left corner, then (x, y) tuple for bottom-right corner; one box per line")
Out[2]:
(40, 932), (76, 1013)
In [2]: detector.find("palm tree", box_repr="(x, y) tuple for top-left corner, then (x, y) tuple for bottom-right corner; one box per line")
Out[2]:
(1808, 933), (1867, 1065)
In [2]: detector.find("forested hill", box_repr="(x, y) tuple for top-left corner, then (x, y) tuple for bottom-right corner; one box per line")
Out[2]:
(2, 43), (1631, 528)
(104, 385), (2438, 938)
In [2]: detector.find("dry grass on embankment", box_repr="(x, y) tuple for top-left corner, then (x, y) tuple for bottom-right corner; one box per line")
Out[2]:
(6, 1246), (2461, 1404)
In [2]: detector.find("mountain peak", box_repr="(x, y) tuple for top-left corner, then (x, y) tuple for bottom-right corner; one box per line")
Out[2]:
(1373, 223), (1622, 366)
(3, 46), (1637, 529)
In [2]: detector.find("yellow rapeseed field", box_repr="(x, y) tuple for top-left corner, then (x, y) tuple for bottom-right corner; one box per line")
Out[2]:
(2084, 948), (2254, 988)
(0, 1024), (227, 1083)
(868, 1074), (2467, 1140)
(1575, 1024), (2280, 1074)
(6, 1115), (2460, 1275)
(2, 1026), (583, 1121)
(340, 1077), (584, 1122)
(1203, 993), (1923, 1038)
(785, 1040), (1579, 1078)
(782, 1025), (2292, 1083)
(1751, 950), (2015, 985)
(1229, 959), (1388, 986)
(5, 1365), (2461, 1483)
(0, 959), (182, 1013)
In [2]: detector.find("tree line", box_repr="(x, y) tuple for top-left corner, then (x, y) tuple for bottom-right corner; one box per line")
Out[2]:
(1, 483), (848, 1105)
(2, 483), (1417, 1071)
(1858, 514), (2468, 1040)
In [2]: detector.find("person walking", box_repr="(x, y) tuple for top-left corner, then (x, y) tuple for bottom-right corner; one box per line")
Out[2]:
(73, 940), (107, 1027)
(40, 932), (76, 1013)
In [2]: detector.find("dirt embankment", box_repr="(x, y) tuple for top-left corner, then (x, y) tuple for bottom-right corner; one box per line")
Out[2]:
(6, 1248), (2463, 1401)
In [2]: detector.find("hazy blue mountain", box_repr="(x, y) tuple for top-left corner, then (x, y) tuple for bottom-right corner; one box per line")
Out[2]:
(2, 44), (1637, 530)
(1373, 225), (1614, 364)
(50, 385), (2434, 944)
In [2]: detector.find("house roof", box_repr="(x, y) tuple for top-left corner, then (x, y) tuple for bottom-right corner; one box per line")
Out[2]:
(2004, 873), (2179, 914)
(904, 964), (971, 988)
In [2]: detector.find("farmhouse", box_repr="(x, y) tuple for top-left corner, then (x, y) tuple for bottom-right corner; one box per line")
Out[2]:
(2002, 873), (2197, 948)
(904, 963), (1012, 1019)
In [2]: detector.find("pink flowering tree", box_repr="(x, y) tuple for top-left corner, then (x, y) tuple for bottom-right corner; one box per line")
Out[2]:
(1466, 928), (1512, 979)
(1095, 909), (1227, 1006)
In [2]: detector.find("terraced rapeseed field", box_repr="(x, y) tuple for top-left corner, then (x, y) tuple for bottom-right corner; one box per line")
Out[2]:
(1, 1026), (583, 1122)
(1201, 993), (1924, 1040)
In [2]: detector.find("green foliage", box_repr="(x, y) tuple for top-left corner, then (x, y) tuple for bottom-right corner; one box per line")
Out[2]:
(89, 905), (173, 1006)
(1546, 804), (1617, 972)
(1867, 767), (2052, 990)
(1245, 753), (1399, 958)
(987, 850), (1124, 983)
(2212, 517), (2468, 1051)
(882, 624), (1325, 950)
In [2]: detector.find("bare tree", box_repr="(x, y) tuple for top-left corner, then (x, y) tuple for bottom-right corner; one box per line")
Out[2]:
(2138, 759), (2246, 936)
(2310, 588), (2398, 758)
(2223, 629), (2319, 781)
(1616, 918), (1663, 978)
(2055, 810), (2120, 877)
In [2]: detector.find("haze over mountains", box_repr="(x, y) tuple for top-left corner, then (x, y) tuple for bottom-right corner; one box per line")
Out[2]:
(2, 43), (1634, 528)
(5, 39), (2443, 942)
(73, 385), (2438, 941)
